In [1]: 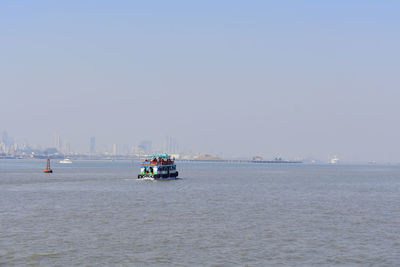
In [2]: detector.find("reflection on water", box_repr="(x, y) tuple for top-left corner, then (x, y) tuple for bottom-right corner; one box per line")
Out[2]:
(1, 160), (399, 266)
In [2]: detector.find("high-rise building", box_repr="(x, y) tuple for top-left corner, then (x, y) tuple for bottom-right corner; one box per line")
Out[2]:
(90, 137), (96, 154)
(1, 131), (8, 146)
(64, 141), (71, 155)
(164, 136), (178, 154)
(138, 140), (152, 155)
(112, 144), (118, 156)
(55, 135), (62, 152)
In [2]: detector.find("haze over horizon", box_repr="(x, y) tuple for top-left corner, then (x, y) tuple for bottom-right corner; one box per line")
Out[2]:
(1, 1), (399, 162)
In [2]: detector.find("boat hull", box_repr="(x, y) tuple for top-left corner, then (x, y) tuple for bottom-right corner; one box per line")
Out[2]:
(138, 172), (178, 180)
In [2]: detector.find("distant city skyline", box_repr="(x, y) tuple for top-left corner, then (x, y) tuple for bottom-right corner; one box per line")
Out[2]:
(0, 129), (393, 164)
(1, 130), (188, 156)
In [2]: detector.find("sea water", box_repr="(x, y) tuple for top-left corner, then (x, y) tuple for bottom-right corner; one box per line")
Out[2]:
(0, 160), (399, 266)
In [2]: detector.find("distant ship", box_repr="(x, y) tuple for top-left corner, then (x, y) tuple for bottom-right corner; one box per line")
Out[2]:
(329, 156), (339, 164)
(59, 158), (72, 164)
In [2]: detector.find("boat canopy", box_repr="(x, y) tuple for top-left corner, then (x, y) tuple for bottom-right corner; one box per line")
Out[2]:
(156, 154), (170, 158)
(144, 154), (170, 159)
(141, 154), (174, 165)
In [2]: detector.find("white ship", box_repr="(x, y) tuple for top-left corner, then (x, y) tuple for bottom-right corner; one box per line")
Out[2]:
(59, 158), (72, 164)
(329, 156), (339, 164)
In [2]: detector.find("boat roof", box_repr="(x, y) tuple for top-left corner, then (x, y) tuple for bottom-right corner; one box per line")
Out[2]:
(144, 154), (171, 158)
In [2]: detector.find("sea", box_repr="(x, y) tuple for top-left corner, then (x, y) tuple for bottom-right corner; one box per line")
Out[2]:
(0, 160), (399, 266)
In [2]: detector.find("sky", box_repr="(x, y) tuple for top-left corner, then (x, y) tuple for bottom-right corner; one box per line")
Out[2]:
(1, 1), (399, 162)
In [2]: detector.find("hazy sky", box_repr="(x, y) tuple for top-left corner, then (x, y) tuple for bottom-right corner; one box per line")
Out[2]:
(1, 1), (399, 162)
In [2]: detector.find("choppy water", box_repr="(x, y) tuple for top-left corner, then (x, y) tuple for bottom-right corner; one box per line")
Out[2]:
(1, 160), (399, 266)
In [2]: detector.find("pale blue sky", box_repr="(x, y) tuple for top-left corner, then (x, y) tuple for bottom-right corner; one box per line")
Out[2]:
(1, 1), (399, 161)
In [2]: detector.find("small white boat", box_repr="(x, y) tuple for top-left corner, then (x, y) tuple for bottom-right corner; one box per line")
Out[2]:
(329, 156), (339, 164)
(59, 158), (72, 164)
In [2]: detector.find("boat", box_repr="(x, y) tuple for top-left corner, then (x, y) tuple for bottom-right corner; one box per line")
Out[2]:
(138, 154), (179, 180)
(44, 158), (53, 173)
(329, 156), (339, 164)
(59, 158), (72, 164)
